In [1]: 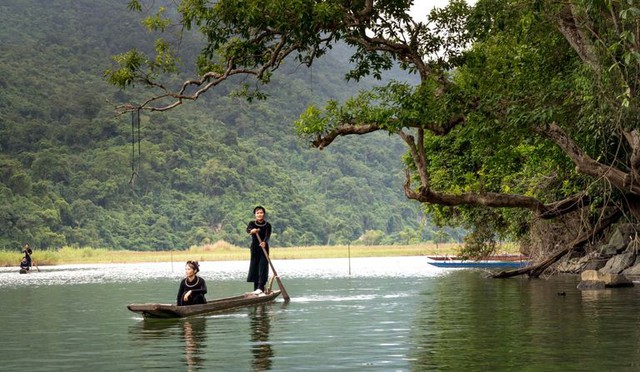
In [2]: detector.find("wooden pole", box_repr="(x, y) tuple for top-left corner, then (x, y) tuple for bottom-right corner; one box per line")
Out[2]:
(256, 234), (290, 302)
(348, 243), (351, 276)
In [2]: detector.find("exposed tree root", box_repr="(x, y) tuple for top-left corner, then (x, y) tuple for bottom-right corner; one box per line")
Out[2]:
(492, 210), (622, 278)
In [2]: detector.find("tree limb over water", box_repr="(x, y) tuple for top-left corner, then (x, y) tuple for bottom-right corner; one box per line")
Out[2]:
(107, 1), (640, 266)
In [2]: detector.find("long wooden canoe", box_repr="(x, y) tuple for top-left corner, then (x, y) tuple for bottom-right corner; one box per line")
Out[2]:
(127, 290), (281, 319)
(427, 254), (529, 262)
(427, 259), (530, 268)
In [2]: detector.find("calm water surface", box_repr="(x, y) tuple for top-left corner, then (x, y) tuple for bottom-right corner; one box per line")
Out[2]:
(1, 257), (640, 371)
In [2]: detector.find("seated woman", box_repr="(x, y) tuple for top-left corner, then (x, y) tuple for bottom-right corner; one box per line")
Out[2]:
(19, 257), (30, 272)
(176, 261), (208, 306)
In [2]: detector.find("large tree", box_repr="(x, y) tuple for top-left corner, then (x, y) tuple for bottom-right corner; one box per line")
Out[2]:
(107, 0), (640, 273)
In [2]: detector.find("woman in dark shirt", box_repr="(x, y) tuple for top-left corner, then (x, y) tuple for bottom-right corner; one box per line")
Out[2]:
(177, 261), (207, 306)
(20, 243), (32, 272)
(246, 206), (272, 294)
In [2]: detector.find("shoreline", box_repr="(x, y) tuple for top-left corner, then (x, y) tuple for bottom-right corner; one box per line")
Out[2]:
(0, 242), (520, 267)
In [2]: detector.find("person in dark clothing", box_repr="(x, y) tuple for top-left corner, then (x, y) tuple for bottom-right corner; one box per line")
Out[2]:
(246, 206), (272, 294)
(177, 261), (207, 306)
(19, 257), (29, 272)
(20, 243), (32, 271)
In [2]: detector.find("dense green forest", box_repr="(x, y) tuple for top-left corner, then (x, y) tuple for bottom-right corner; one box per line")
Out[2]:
(0, 0), (463, 251)
(101, 0), (640, 274)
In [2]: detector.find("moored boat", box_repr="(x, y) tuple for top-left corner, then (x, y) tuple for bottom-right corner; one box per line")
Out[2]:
(427, 254), (529, 262)
(128, 290), (281, 319)
(427, 259), (530, 268)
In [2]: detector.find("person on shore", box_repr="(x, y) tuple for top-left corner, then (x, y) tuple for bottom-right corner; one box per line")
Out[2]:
(246, 206), (272, 295)
(20, 243), (33, 272)
(176, 261), (208, 306)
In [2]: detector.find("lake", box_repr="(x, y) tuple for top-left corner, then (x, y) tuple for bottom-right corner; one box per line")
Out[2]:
(1, 256), (640, 371)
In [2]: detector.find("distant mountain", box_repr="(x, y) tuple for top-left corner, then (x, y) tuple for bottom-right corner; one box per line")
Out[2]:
(0, 0), (462, 250)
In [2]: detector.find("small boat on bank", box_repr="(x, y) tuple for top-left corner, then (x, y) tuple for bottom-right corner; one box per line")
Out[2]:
(427, 259), (530, 269)
(127, 290), (281, 319)
(427, 254), (529, 262)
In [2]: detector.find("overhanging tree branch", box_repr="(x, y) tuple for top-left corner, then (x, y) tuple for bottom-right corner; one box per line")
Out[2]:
(535, 122), (640, 195)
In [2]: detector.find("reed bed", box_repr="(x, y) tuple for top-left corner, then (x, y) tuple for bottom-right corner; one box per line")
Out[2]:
(0, 242), (520, 267)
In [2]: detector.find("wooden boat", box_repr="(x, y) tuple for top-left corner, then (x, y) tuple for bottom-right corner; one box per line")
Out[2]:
(427, 259), (530, 269)
(427, 254), (529, 262)
(127, 290), (281, 319)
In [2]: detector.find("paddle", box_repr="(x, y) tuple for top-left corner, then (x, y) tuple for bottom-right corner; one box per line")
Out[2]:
(256, 233), (290, 302)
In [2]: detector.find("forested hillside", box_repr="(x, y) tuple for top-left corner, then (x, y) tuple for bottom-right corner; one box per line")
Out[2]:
(0, 0), (461, 250)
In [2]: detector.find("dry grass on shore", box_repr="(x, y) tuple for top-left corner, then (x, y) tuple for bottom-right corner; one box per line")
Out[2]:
(0, 241), (520, 267)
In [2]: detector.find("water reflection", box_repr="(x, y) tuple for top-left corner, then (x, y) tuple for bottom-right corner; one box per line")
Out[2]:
(580, 289), (615, 302)
(12, 261), (640, 370)
(249, 304), (273, 371)
(129, 318), (207, 371)
(182, 318), (207, 371)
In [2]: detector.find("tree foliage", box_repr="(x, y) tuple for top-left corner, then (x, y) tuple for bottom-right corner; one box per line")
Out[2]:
(105, 0), (640, 256)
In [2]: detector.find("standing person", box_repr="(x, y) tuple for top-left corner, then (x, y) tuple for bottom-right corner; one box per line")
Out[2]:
(176, 261), (208, 306)
(20, 243), (32, 272)
(246, 206), (272, 294)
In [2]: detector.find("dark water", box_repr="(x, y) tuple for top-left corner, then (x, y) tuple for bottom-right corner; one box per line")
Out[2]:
(1, 257), (640, 371)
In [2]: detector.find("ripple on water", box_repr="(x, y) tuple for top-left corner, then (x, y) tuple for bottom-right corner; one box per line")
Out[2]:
(0, 256), (444, 287)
